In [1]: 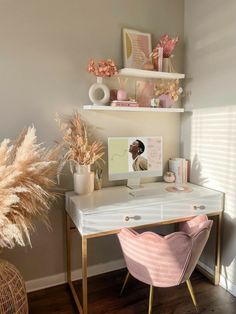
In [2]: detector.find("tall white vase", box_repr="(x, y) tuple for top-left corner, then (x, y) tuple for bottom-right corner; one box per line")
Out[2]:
(73, 164), (94, 195)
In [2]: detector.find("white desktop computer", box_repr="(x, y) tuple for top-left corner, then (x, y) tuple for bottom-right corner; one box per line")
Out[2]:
(108, 136), (163, 192)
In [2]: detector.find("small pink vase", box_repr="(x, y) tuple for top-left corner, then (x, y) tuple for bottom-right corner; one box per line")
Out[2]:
(158, 94), (174, 108)
(117, 89), (127, 101)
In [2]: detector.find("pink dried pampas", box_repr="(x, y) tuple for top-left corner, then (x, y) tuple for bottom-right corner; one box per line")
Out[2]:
(155, 34), (179, 58)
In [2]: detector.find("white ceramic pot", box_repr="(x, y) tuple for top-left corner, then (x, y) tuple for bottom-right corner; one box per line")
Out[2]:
(88, 76), (110, 105)
(73, 165), (94, 195)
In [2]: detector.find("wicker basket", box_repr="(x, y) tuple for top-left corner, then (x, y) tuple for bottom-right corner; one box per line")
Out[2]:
(0, 259), (28, 314)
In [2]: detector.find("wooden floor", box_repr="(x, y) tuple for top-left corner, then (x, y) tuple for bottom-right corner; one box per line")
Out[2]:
(28, 269), (236, 314)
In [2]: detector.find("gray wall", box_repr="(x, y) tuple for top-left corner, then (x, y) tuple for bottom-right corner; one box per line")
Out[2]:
(0, 0), (184, 282)
(183, 0), (236, 290)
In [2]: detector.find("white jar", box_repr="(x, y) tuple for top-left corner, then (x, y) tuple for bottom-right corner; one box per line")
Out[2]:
(74, 164), (94, 195)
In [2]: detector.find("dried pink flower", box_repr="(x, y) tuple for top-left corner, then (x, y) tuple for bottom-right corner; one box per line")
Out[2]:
(155, 34), (179, 58)
(87, 58), (118, 77)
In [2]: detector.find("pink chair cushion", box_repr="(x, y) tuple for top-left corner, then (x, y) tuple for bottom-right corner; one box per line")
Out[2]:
(179, 215), (211, 235)
(118, 215), (212, 288)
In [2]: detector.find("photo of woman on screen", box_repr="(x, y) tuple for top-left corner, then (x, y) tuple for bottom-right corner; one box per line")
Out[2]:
(129, 139), (148, 171)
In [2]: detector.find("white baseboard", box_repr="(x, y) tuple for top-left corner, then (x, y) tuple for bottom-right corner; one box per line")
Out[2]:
(198, 261), (214, 275)
(26, 259), (236, 298)
(198, 261), (236, 297)
(26, 258), (126, 293)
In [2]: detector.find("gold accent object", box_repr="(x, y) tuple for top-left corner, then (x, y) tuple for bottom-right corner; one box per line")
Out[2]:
(193, 205), (206, 210)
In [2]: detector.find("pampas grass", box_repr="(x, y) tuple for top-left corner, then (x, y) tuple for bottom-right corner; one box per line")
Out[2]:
(0, 126), (60, 249)
(56, 112), (104, 171)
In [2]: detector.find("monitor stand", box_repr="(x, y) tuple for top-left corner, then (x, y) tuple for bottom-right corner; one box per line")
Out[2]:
(127, 178), (143, 190)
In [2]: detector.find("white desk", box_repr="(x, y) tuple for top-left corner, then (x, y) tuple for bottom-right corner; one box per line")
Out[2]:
(65, 182), (224, 314)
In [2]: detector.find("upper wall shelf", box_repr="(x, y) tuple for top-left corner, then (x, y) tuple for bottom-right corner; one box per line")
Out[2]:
(83, 105), (184, 113)
(117, 68), (185, 80)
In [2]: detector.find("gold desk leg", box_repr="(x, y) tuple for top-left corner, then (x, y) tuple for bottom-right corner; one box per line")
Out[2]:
(82, 236), (88, 314)
(66, 214), (83, 314)
(214, 212), (222, 285)
(66, 214), (72, 282)
(196, 213), (223, 286)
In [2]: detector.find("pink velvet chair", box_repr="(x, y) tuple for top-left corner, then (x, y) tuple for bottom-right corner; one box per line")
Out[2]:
(117, 215), (213, 314)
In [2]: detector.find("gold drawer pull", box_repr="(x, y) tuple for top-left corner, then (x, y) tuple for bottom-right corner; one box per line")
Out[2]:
(124, 215), (141, 221)
(193, 205), (206, 210)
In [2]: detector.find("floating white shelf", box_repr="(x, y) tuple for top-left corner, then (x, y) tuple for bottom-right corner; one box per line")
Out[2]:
(117, 68), (185, 80)
(83, 105), (184, 113)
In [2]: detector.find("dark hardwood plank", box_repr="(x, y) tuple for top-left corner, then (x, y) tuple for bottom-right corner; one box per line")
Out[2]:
(28, 269), (236, 314)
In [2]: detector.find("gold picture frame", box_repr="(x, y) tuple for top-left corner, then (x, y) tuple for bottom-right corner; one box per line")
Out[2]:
(123, 28), (152, 69)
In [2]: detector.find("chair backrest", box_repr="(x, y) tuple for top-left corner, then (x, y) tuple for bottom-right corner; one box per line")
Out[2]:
(117, 215), (212, 288)
(179, 215), (213, 282)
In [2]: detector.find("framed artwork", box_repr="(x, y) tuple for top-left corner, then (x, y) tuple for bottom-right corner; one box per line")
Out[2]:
(135, 80), (155, 107)
(123, 28), (152, 69)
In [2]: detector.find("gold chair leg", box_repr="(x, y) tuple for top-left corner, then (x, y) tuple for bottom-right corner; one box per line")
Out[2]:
(186, 279), (199, 313)
(148, 285), (154, 314)
(120, 271), (130, 296)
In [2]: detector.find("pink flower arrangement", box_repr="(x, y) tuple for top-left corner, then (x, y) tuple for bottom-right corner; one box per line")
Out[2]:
(87, 58), (118, 77)
(155, 34), (179, 58)
(154, 79), (183, 102)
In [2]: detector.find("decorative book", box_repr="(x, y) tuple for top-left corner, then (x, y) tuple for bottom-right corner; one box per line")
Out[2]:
(110, 100), (139, 107)
(168, 158), (190, 185)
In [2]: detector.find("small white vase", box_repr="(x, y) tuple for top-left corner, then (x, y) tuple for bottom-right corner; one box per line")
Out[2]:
(88, 76), (110, 105)
(73, 164), (94, 195)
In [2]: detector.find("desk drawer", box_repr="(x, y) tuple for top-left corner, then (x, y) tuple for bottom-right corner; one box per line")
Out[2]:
(80, 194), (223, 236)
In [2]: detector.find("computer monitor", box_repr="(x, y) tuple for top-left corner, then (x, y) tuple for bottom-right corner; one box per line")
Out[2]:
(108, 136), (163, 188)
